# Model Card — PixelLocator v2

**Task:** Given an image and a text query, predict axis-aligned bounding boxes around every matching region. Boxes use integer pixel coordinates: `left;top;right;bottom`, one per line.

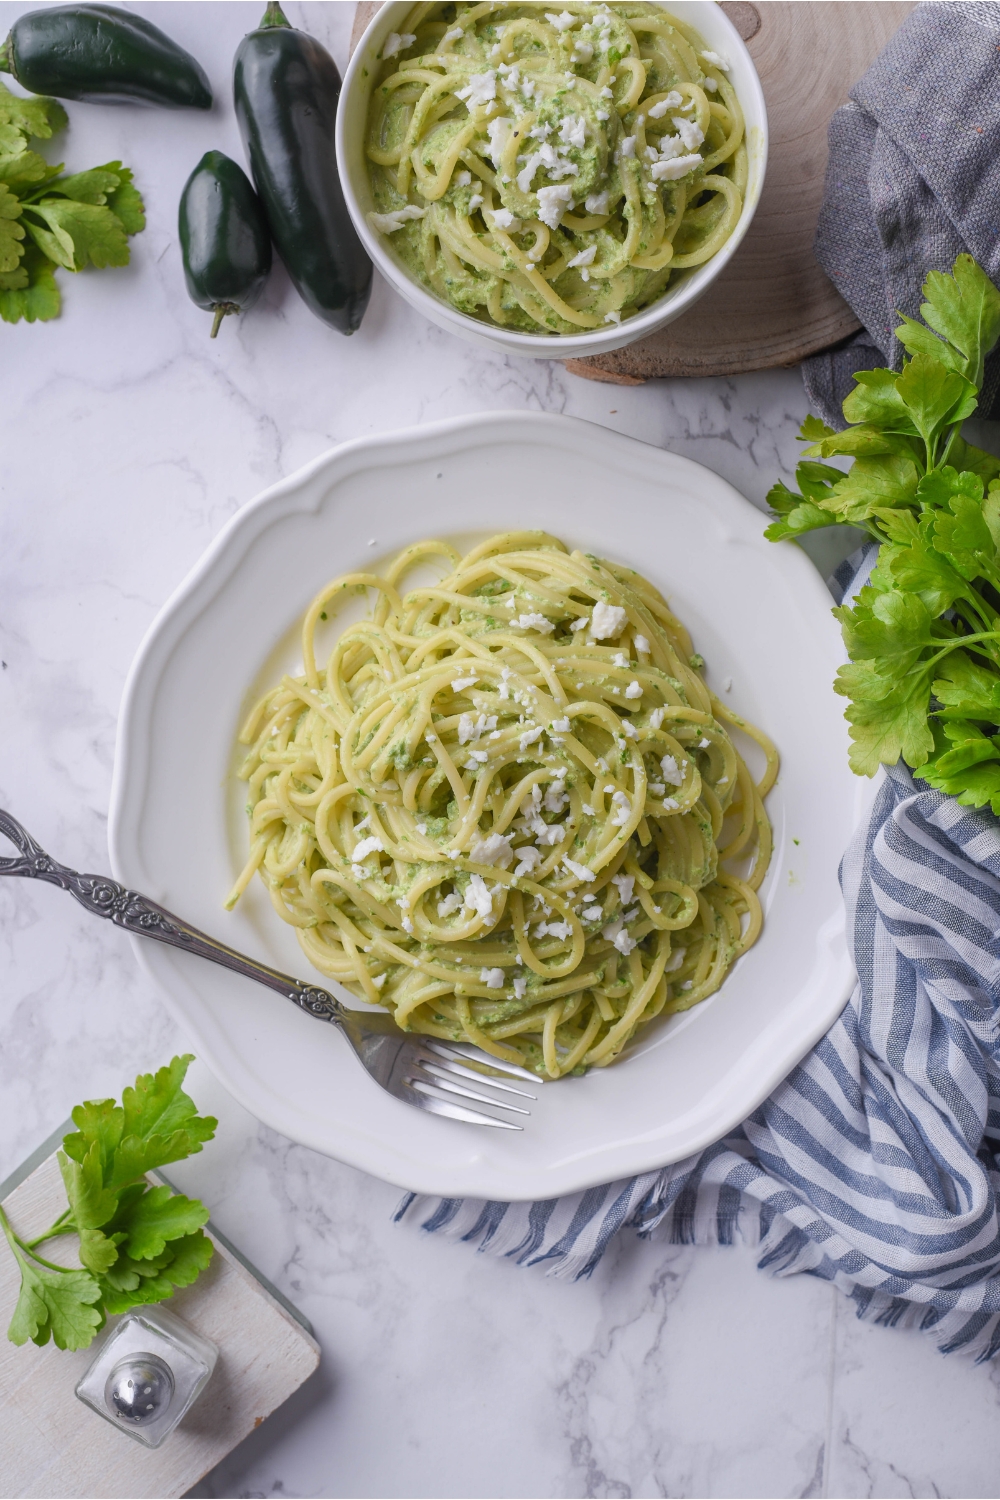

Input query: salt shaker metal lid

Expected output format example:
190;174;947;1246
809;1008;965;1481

76;1304;218;1449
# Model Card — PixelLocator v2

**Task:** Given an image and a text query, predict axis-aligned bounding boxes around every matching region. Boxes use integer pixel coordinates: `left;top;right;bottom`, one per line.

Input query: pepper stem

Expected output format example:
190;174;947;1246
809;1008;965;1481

211;303;240;337
260;2;291;28
0;39;10;74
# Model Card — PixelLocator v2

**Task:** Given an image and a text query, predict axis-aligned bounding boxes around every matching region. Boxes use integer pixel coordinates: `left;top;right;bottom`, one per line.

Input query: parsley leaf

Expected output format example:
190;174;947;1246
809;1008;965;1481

0;181;24;274
0;1056;217;1351
766;254;1000;801
0;241;59;323
0;82;143;324
0;85;67;140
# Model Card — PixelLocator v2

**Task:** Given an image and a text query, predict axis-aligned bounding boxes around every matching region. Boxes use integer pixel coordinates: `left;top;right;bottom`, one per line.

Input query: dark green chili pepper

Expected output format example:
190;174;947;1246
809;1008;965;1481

0;4;212;108
179;151;272;338
233;1;371;335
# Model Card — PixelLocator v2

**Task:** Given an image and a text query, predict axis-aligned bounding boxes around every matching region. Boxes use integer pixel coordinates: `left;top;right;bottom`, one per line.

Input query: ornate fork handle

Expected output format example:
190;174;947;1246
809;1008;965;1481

0;808;344;1026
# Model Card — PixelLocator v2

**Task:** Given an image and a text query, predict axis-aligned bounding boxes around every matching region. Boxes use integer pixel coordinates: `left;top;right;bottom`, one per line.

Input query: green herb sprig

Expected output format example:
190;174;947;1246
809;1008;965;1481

0;80;144;325
0;1056;217;1351
766;254;1000;814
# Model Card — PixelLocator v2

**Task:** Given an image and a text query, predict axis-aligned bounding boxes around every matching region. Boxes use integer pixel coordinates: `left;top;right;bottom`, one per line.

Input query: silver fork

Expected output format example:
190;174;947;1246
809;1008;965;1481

0;810;535;1130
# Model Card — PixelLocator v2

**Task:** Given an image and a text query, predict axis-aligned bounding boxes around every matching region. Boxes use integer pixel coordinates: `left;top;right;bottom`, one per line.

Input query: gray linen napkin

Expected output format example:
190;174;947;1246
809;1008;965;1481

803;1;1000;428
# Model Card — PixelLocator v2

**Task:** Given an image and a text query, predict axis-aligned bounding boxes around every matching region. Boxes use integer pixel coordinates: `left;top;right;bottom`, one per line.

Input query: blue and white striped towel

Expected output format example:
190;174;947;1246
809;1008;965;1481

397;549;1000;1361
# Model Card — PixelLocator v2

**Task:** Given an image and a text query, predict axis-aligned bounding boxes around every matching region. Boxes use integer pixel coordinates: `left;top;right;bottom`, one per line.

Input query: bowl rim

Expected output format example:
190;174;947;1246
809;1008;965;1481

335;1;769;359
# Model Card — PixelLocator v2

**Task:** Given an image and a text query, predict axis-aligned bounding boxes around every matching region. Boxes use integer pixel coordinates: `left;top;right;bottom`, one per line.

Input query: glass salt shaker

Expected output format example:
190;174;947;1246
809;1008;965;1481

75;1303;218;1448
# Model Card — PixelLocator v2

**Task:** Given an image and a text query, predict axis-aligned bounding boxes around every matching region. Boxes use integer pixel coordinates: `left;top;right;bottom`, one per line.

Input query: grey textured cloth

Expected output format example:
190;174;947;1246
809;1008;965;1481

804;2;1000;430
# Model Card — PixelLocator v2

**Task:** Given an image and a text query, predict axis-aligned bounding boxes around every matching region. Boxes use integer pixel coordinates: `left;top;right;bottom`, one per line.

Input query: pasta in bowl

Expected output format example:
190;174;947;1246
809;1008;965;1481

337;1;767;356
227;533;776;1080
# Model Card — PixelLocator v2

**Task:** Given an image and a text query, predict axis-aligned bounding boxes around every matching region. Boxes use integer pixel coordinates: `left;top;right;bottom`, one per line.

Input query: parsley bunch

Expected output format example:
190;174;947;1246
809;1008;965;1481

765;254;1000;814
0;1056;217;1351
0;79;144;325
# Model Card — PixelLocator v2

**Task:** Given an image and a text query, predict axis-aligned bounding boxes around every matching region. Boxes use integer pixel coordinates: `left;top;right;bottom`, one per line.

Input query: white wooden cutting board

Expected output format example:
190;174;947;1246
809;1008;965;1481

0;1149;320;1500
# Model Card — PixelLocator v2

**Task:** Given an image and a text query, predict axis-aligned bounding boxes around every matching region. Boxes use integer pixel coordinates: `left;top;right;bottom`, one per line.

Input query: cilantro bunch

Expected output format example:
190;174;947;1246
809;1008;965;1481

766;254;1000;814
0;1056;217;1351
0;79;144;325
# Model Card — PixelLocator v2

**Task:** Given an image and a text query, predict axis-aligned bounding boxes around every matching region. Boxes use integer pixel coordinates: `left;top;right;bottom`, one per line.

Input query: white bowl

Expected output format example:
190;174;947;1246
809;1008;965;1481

336;3;768;359
109;412;862;1200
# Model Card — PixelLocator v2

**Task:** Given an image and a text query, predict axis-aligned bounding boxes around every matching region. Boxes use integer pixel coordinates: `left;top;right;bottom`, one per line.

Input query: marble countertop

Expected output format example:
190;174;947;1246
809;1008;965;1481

3;4;1000;1495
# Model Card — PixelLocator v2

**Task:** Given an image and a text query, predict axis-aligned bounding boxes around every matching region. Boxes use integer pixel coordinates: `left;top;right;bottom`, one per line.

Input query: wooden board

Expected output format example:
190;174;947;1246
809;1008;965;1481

0;1150;320;1500
350;2;913;383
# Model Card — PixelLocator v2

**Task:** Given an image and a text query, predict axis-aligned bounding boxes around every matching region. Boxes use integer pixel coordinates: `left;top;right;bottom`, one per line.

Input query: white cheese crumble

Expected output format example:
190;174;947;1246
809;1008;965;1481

463;752;488;769
672;116;705;151
568;244;597;269
572;39;594;62
537;918;573;941
621;721;638;739
648;707;665;729
513;845;542;877
469;832;514;868
612;872;635;904
583;904;603;920
454;169;472;186
513;974;528;999
590;601;628;639
536;183;574;228
610;790;632;828
620;136;636;158
703;76;718;91
559;114;587;148
563;857;597;883
585;190;610;214
437;891;463;917
701;49;730;71
456;71;497;107
647;93;680;118
551;716;571;732
381;31;416;59
604;310;622;324
660;754;684;786
352;836;383;861
651;154;702;181
443;25;463;41
368;206;426;234
625;680;642;699
468;192;483;211
513;612;555;633
634;635;651;654
451;674;479;691
545;10;577;29
518;726;545;752
602;918;636;955
481;966;505;988
486;115;515;166
464;873;494;918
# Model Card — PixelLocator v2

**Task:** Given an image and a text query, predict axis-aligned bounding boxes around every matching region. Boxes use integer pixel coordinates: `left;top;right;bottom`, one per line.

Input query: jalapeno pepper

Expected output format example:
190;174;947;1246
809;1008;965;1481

0;4;212;109
233;2;371;335
179;152;272;338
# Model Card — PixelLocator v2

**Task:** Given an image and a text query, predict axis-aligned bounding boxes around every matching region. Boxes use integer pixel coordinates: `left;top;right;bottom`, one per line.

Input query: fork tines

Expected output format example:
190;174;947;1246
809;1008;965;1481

404;1040;537;1130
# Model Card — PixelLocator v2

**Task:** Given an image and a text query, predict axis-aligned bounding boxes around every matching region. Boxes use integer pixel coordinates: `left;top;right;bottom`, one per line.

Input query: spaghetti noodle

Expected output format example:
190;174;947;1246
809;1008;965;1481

364;3;747;334
227;534;776;1079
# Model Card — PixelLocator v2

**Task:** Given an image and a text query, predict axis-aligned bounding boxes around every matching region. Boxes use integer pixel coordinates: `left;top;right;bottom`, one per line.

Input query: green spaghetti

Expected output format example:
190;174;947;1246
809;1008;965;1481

227;534;776;1079
364;2;747;334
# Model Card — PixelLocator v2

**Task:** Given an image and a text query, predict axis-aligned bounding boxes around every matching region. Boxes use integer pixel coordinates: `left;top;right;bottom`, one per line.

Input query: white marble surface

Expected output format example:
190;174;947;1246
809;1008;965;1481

3;4;1000;1496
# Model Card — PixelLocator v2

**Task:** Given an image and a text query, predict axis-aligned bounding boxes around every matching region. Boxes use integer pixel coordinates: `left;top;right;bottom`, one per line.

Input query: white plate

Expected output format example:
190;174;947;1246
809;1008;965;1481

109;413;861;1201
